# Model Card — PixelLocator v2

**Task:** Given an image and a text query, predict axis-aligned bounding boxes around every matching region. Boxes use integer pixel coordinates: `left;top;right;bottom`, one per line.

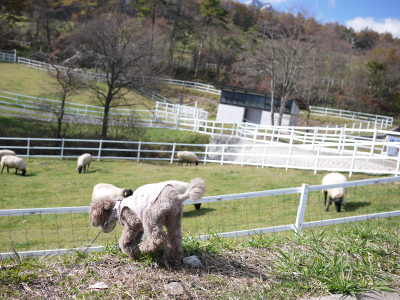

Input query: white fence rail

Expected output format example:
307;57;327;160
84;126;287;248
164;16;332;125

1;175;399;258
13;57;397;129
1;135;400;176
0;90;208;125
309;106;393;128
0;50;16;63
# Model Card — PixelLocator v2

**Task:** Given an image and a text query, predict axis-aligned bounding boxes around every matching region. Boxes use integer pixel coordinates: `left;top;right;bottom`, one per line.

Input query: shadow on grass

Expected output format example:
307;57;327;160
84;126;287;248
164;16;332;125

343;201;371;212
183;207;216;218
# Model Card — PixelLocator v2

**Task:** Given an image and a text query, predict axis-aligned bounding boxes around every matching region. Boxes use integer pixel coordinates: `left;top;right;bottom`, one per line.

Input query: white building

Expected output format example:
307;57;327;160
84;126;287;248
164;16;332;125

216;87;301;126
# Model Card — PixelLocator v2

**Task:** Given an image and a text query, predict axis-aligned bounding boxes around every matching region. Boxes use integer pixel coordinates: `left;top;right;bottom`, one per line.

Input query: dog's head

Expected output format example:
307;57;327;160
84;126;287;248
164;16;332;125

89;198;117;233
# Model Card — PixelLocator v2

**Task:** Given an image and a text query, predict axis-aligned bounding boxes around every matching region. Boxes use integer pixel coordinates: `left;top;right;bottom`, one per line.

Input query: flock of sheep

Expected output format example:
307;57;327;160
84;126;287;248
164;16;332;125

1;148;348;213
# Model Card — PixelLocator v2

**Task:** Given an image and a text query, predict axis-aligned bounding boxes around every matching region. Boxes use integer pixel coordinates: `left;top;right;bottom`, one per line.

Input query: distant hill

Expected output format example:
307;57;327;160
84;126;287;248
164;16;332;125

243;0;273;11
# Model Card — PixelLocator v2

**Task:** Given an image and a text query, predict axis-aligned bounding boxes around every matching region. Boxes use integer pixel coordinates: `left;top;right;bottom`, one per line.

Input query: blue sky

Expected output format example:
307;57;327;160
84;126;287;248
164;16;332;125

238;0;400;38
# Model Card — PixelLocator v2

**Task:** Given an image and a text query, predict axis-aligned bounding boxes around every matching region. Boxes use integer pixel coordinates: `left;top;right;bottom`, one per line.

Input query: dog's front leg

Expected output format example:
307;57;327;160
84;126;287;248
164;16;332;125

118;209;144;259
119;228;143;259
139;209;167;253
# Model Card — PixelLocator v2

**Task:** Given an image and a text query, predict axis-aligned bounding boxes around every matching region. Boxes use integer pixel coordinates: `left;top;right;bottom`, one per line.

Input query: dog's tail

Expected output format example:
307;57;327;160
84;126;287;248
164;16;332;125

177;177;206;204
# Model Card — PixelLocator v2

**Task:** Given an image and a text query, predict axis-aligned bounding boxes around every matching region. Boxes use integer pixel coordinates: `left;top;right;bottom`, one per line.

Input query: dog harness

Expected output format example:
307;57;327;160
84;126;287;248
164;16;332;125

113;182;172;226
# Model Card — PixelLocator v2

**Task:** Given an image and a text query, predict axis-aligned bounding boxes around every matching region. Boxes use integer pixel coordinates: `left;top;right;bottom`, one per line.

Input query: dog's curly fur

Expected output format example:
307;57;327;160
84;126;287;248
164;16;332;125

89;177;206;265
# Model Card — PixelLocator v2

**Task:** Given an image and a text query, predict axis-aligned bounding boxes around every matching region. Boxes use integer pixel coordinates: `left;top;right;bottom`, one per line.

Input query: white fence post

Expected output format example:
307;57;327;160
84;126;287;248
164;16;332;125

286;127;295;171
98;140;102;161
204;144;208;164
314;145;321;174
220;145;225;165
27;137;30;158
137;141;141;162
349;144;358;178
60;139;65;159
370;127;378;156
294;184;309;235
170;143;176;164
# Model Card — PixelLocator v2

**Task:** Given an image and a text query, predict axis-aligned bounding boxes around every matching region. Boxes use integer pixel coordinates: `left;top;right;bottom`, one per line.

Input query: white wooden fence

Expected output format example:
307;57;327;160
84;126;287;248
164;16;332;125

0;50;16;63
1;133;400;176
309;106;393;128
1;175;399;258
12;57;397;129
0;90;208;125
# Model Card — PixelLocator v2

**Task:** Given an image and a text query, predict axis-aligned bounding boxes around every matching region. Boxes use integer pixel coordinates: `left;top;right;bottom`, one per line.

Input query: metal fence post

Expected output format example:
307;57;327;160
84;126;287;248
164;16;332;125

294;184;309;235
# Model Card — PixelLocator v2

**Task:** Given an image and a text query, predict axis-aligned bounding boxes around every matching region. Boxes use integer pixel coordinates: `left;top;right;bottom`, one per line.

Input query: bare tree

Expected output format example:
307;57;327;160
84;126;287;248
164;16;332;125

70;15;154;138
253;6;317;125
47;59;83;138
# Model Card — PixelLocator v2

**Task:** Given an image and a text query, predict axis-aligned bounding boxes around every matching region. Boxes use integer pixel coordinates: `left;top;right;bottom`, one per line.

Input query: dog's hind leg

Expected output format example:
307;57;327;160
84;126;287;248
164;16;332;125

163;210;183;265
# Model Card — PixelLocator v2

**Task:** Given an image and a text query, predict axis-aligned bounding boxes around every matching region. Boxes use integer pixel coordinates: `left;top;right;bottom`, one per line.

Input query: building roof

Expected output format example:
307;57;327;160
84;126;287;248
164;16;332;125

217;86;309;111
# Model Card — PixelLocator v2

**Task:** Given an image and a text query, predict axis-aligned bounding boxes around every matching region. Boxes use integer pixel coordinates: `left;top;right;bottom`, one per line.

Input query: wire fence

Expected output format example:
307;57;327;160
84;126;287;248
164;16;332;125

1;176;399;258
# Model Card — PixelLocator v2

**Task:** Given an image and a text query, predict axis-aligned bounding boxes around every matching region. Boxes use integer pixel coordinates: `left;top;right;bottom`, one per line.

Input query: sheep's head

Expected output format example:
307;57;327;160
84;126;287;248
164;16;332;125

21;169;26;176
76;165;83;173
123;189;133;198
333;197;344;212
89;198;117;233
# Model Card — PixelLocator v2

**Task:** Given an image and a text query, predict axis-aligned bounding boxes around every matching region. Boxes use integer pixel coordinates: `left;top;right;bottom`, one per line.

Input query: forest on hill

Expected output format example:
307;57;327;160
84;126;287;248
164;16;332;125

1;1;400;131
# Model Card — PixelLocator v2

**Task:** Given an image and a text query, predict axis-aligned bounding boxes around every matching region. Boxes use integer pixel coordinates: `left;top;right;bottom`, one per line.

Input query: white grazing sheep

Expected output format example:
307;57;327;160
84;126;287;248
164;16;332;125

76;153;92;173
322;172;348;212
1;155;26;176
177;151;199;166
0;150;16;160
92;183;133;202
161;180;202;210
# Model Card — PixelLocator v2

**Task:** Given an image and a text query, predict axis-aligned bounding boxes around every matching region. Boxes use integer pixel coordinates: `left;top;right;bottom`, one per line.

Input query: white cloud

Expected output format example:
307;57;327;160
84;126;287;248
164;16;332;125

346;17;400;38
328;0;336;8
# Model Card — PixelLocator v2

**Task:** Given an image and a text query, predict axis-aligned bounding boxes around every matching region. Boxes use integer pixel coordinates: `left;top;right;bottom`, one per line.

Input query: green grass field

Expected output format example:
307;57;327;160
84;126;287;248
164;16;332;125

1;156;397;253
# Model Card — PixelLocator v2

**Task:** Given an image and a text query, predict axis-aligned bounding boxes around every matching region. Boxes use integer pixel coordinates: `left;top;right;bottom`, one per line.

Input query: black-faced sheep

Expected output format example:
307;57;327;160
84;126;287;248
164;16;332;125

76;153;92;173
92;183;133;202
177;151;199;166
161;180;202;210
1;155;26;176
0;150;16;160
322;172;348;212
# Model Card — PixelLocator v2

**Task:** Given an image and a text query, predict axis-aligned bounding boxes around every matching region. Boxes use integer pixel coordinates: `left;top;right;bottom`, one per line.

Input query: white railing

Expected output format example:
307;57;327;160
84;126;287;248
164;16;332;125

0;50;16;63
1;136;400;176
0;90;208;124
309;106;393;128
1;175;399;258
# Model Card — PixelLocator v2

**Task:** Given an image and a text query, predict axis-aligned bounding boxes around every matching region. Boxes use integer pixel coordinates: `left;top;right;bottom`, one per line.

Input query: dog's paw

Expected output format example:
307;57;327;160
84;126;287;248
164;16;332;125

139;241;154;253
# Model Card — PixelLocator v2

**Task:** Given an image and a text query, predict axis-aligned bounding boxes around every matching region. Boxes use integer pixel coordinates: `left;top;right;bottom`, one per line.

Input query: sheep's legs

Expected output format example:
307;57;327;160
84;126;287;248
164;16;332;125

324;191;328;206
325;197;333;212
0;166;4;174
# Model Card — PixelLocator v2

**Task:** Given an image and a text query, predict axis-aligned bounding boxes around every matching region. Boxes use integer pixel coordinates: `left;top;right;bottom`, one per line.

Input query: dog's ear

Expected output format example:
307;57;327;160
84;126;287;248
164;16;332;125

89;198;115;227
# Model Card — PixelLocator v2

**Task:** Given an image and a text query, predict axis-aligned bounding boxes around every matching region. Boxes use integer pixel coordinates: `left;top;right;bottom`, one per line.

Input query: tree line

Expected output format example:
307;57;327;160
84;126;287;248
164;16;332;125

1;0;400;137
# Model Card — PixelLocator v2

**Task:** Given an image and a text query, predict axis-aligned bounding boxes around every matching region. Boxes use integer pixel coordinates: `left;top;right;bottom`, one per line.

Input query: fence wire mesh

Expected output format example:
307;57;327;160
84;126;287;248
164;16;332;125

1;178;399;255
